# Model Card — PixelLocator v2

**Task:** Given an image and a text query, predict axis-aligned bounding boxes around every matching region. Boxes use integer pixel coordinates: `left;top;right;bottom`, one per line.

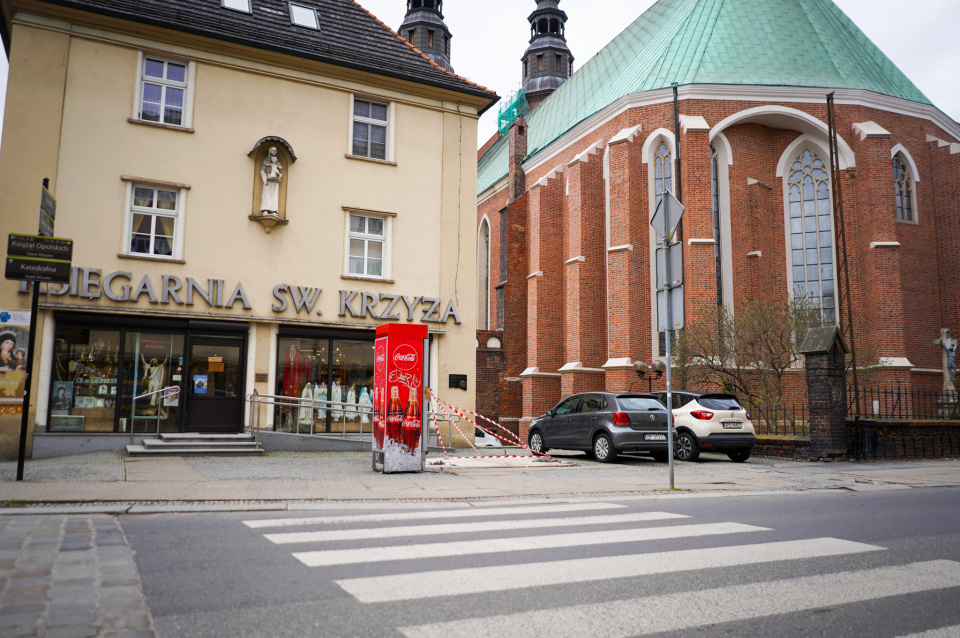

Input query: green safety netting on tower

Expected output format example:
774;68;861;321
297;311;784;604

497;90;530;135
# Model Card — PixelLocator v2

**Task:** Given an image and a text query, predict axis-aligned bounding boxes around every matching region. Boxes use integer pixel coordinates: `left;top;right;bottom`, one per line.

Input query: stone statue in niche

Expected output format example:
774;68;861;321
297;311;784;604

260;146;283;215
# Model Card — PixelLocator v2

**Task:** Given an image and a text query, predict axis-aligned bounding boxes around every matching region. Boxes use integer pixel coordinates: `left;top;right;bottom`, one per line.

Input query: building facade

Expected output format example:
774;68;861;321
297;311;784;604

0;0;496;458
476;0;960;440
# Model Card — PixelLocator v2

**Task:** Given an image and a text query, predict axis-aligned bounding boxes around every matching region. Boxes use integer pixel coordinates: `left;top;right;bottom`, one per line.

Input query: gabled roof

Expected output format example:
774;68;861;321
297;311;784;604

479;0;936;195
3;0;497;107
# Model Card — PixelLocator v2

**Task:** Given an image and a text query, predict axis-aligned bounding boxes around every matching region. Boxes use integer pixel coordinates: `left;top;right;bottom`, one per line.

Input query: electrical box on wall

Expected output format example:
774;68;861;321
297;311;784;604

449;374;467;390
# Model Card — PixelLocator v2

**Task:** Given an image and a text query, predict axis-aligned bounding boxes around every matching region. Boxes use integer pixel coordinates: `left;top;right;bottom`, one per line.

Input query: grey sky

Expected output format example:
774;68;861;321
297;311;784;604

1;0;958;150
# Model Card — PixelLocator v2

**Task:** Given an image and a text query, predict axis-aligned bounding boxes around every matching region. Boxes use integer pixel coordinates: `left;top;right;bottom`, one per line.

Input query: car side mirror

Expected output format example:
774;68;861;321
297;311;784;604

546;409;555;417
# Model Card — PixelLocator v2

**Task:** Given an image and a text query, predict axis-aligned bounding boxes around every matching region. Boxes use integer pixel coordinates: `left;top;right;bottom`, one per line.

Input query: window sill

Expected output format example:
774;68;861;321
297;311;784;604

345;154;397;166
118;253;186;264
895;218;919;226
341;274;395;284
127;118;194;134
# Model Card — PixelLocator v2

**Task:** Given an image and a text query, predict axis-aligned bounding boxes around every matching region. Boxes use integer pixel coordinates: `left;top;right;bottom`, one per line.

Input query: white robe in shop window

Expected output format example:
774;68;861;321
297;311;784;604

358;387;372;425
298;384;314;426
331;382;343;421
346;386;357;422
314;383;327;420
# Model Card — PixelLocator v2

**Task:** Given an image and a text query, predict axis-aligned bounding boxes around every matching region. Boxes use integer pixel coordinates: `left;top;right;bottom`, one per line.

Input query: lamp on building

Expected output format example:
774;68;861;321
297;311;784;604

633;359;664;393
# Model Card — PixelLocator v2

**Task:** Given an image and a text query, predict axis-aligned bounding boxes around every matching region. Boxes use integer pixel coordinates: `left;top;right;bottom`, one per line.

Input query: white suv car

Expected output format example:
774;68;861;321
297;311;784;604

651;392;756;463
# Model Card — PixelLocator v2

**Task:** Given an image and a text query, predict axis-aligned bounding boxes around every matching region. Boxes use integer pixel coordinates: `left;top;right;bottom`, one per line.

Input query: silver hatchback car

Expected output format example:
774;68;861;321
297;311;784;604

527;392;674;463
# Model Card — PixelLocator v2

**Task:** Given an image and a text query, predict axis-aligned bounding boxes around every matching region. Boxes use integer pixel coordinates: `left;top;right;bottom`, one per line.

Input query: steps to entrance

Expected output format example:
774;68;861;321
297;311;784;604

126;432;263;456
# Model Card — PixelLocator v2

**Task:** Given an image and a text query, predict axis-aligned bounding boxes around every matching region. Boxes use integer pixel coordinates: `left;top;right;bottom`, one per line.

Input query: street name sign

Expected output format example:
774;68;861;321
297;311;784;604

5;256;72;283
39;186;56;238
7;234;73;261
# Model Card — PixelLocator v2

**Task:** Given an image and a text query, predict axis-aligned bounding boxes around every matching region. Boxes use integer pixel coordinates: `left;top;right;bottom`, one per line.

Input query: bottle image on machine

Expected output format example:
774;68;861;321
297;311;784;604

386;385;404;443
401;387;421;453
373;387;384;448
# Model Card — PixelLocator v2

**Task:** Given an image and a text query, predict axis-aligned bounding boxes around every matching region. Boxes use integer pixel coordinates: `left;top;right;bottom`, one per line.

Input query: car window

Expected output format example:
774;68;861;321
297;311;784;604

617;397;664;411
673;394;691;410
554;395;581;416
579;394;604;413
698;396;744;410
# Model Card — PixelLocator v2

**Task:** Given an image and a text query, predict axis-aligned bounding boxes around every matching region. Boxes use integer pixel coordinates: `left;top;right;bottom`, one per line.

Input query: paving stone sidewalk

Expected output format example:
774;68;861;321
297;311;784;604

0;515;156;637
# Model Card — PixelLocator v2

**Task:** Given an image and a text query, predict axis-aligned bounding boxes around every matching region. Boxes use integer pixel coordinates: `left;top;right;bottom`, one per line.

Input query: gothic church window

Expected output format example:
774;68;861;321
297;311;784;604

711;146;723;309
893;155;914;222
788;148;836;322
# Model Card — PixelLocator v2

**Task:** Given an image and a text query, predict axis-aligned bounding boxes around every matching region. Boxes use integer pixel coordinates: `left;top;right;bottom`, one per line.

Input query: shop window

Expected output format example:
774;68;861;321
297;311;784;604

275;336;374;434
138;56;188;127
120;332;185;434
49;328;122;433
351;97;391;161
347;213;388;278
124;184;185;260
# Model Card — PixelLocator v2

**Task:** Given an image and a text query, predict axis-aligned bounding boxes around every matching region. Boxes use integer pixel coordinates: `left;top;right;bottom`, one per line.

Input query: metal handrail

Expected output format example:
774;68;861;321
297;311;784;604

242;391;460;443
129;386;181;444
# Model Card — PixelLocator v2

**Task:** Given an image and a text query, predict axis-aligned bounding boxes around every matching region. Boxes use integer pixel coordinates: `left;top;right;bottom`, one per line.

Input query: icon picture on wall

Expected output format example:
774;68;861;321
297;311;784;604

194;375;208;394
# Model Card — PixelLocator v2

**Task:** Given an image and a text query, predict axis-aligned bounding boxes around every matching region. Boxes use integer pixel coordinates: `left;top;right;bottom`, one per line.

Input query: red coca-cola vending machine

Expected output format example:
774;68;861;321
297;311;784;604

373;323;429;473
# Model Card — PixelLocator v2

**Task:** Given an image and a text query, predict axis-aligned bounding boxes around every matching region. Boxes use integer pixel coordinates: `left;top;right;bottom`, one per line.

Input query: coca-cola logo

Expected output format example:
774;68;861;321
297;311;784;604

375;343;386;372
393;344;418;371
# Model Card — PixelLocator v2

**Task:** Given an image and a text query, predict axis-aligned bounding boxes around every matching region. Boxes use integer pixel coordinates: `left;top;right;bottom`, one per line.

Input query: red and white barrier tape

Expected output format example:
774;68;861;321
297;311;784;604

428;395;449;459
430;392;480;454
429;391;553;460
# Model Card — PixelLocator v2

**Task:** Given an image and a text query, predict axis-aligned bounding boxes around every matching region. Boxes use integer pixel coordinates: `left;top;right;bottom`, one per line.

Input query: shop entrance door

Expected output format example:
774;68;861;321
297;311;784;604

184;337;245;433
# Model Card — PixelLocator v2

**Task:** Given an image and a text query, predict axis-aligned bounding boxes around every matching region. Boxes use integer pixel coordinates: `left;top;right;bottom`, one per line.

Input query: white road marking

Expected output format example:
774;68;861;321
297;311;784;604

264;511;688;545
336;537;884;603
244;502;624;529
399;560;960;638
897;626;960;638
293;522;769;567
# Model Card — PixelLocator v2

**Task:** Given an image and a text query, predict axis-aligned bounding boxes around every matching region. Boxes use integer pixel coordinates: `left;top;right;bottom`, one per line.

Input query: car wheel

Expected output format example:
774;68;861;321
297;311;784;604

528;430;548;454
727;449;751;463
593;432;618;463
674;431;700;462
651;451;669;463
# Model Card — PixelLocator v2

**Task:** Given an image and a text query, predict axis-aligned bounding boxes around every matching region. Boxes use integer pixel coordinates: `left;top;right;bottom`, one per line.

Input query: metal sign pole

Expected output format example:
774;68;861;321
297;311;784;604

15;178;51;481
663;191;675;490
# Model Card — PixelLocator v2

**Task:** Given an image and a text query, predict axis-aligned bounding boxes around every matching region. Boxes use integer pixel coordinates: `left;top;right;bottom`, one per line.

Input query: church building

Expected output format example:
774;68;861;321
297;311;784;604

476;0;960;439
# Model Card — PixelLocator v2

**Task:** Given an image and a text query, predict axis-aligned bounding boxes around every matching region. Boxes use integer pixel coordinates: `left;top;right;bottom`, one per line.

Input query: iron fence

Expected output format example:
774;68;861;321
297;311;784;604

750;402;809;437
848;386;959;421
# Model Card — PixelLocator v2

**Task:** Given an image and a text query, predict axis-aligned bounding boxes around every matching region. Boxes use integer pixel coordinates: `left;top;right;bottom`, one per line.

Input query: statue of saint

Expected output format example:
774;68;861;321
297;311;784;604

141;355;169;406
941;329;958;382
260;146;283;215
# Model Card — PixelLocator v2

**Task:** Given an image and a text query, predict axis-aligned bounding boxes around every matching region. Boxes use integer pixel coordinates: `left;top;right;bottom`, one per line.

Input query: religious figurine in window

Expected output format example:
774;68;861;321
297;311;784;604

141;355;169;407
260;146;283;215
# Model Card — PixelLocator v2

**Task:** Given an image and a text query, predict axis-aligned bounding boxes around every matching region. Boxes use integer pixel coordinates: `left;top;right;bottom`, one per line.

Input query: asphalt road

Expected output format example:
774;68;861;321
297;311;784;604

121;488;960;638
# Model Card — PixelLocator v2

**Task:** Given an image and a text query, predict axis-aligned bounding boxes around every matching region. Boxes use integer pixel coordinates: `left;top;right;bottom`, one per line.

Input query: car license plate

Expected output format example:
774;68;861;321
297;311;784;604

644;434;667;441
722;421;742;429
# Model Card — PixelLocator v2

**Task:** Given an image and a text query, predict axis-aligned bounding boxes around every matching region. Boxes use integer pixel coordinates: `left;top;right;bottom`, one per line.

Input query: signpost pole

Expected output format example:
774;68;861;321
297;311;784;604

15;179;50;481
663;190;675;490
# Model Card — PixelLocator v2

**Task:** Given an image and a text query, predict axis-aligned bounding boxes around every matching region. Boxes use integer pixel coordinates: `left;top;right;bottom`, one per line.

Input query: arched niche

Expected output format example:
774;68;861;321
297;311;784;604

248;136;296;233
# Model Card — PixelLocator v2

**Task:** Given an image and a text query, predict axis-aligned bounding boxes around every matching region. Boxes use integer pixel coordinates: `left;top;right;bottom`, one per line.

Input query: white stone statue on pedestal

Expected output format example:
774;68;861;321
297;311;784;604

260;146;283;215
936;328;958;396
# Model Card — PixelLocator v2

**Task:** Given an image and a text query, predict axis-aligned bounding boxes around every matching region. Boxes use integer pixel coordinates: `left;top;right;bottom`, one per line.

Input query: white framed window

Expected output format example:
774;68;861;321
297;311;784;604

290;3;319;29
121;180;188;261
222;0;251;13
346;213;388;278
351;97;392;161
138;56;188;127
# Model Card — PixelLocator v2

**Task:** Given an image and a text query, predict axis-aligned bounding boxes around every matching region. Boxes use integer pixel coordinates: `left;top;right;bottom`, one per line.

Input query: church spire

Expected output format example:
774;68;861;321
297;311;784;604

522;0;574;110
399;0;453;72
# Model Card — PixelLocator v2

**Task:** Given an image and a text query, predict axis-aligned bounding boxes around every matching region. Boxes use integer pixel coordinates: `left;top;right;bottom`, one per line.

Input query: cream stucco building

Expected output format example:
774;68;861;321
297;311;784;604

0;0;497;457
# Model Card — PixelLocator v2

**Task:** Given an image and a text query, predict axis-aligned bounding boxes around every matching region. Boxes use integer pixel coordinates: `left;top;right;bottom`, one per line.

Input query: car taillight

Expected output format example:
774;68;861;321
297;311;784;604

746;412;752;420
613;412;631;425
691;410;714;420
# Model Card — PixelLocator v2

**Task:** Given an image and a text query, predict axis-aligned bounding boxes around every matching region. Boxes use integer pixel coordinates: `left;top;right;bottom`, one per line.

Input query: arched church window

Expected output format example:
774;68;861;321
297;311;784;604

788;148;836;322
478;219;491;330
654;143;672;209
893;155;913;222
710;146;723;309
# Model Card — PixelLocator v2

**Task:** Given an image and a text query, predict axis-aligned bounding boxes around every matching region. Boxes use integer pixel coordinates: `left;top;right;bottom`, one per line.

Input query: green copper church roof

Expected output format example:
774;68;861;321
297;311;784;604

479;0;932;195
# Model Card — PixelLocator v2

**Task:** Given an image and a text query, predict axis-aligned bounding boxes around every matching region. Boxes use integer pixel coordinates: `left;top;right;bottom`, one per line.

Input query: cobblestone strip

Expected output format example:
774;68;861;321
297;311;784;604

0;515;157;637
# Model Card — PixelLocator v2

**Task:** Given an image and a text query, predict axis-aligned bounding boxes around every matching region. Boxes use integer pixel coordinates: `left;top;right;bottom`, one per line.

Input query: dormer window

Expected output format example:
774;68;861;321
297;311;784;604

221;0;251;13
428;29;435;48
290;3;319;29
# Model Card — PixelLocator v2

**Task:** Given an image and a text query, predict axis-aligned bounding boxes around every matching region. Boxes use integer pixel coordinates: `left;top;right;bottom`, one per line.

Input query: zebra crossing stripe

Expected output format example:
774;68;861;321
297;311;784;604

263;511;688;545
293;522;770;567
397;560;960;638
335;537;884;603
897;625;960;638
243;502;625;529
